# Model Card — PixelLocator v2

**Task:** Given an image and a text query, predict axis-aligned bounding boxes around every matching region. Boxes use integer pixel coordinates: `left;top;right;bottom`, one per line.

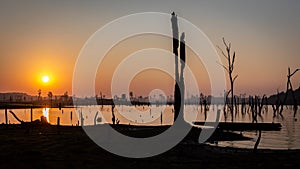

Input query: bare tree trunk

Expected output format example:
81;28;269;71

94;111;99;126
5;108;8;125
253;130;262;153
217;38;238;122
171;12;180;123
171;12;186;123
30;107;33;122
223;91;230;122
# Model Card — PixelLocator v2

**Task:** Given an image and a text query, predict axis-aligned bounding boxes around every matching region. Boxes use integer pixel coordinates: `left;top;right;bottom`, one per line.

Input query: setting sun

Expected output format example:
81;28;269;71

42;75;50;83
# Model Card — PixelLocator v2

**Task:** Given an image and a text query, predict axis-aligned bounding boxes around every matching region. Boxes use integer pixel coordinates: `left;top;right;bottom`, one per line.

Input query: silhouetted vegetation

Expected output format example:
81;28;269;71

38;89;41;100
48;91;53;106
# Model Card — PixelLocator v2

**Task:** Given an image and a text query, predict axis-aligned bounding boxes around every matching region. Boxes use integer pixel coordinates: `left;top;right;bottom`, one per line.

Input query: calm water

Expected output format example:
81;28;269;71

0;105;299;150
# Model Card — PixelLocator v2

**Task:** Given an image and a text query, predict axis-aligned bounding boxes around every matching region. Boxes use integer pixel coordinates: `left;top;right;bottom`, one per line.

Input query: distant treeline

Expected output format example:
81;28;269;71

0;87;299;109
268;87;300;105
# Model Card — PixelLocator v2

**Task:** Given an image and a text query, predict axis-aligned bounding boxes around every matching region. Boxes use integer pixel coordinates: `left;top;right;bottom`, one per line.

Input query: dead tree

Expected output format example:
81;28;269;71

112;104;116;125
272;90;284;118
253;130;262;153
80;111;84;126
203;97;208;120
223;91;230;122
271;104;277;118
249;96;258;123
280;67;299;116
258;95;266;116
171;12;180;123
234;95;239;117
240;94;246;115
264;97;269;113
94;111;99;126
218;38;238;122
171;12;186;123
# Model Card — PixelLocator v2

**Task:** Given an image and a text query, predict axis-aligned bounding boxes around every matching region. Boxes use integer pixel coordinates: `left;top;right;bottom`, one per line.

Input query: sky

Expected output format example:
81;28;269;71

0;0;300;97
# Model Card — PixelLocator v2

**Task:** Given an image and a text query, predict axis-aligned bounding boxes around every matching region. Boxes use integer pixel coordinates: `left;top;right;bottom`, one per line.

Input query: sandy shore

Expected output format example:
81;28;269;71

0;125;299;169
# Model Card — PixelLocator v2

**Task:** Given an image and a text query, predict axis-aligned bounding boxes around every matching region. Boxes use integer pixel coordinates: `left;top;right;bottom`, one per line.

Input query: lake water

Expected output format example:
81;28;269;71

0;105;299;150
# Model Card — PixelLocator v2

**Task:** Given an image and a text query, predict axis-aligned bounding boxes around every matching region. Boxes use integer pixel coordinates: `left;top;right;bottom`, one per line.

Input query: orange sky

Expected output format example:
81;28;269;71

95;34;211;98
0;1;300;97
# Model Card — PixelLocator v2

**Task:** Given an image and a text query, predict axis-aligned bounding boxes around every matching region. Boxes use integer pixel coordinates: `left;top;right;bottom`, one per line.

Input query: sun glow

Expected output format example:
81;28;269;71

42;75;50;83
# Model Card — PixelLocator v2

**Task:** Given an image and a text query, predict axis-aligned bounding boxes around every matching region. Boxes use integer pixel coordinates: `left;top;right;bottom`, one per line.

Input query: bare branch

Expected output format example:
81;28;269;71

217;61;229;73
290;68;300;77
216;45;228;59
227;89;232;96
222;37;229;50
232;52;236;65
222;37;226;46
233;75;238;83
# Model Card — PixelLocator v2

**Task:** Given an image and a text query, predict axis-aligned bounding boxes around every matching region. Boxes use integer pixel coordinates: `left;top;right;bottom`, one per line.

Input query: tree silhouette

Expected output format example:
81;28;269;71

48;91;53;107
171;12;186;123
38;89;42;101
129;91;134;105
179;32;186;111
63;91;69;104
217;38;238;122
129;91;133;100
112;104;116;125
171;12;180;122
280;67;299;116
100;92;104;109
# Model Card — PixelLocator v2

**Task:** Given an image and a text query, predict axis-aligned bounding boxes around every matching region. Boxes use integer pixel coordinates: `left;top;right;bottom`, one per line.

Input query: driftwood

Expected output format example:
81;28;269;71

193;121;281;131
9;110;24;123
7;110;49;135
253;130;262;153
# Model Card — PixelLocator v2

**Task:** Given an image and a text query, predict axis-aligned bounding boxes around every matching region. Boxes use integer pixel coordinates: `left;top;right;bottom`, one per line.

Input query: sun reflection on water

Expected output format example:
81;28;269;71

42;108;50;122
